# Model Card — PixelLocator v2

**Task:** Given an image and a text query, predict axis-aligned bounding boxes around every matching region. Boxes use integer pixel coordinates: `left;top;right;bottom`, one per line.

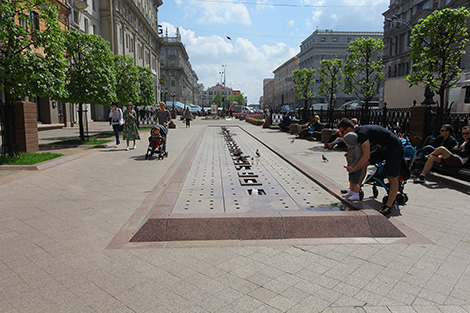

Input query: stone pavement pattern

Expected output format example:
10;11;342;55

0;118;469;312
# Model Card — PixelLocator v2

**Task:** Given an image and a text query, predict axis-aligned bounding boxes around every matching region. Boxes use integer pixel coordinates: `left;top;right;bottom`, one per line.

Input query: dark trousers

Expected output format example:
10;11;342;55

112;124;120;144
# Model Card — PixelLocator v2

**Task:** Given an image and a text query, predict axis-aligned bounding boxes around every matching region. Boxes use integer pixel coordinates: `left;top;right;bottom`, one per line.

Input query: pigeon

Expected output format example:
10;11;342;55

255;149;260;158
322;154;329;162
291;138;295;143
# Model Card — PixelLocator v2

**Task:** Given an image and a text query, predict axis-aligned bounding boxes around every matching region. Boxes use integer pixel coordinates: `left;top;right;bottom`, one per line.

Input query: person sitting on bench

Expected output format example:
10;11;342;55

297;115;320;139
414;126;470;184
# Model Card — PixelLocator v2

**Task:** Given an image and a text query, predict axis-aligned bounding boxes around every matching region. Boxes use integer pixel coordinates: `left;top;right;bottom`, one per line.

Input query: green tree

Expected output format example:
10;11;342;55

213;91;221;106
135;66;156;107
62;30;116;141
227;93;245;106
292;68;316;122
114;55;139;106
318;58;343;127
0;0;67;156
406;7;470;130
344;37;384;125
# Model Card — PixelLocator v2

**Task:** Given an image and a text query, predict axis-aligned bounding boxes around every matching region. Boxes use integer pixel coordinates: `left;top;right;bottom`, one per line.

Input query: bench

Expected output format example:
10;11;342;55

432;164;470;182
305;123;326;141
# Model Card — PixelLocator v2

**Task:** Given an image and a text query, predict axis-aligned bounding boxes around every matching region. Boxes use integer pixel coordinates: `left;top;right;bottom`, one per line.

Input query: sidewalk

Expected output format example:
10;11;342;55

0;118;469;312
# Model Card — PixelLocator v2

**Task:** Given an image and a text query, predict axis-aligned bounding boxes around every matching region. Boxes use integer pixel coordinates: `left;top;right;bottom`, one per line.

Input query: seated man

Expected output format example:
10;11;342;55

416;124;458;159
414;126;470;183
278;113;291;131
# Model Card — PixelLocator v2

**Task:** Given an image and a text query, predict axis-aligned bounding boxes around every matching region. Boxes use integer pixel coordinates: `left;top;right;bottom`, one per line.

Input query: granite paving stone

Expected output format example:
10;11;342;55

1;120;469;312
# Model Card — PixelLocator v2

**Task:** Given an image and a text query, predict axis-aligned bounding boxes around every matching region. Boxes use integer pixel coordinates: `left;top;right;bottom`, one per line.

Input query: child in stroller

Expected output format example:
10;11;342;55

362;139;416;205
145;124;168;160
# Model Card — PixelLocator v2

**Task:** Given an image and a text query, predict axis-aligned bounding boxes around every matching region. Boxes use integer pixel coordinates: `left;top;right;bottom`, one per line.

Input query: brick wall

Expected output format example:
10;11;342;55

15;101;39;153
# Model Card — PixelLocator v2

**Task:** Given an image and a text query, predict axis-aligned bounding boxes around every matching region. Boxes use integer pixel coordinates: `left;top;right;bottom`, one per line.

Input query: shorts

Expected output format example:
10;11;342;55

348;169;362;184
369;146;404;178
441;154;463;167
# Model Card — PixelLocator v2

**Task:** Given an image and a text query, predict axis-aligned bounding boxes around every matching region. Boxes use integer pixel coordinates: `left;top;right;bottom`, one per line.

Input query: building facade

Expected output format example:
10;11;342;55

160;29;199;107
382;0;470;108
201;84;233;110
297;29;383;108
263;79;275;110
272;56;299;112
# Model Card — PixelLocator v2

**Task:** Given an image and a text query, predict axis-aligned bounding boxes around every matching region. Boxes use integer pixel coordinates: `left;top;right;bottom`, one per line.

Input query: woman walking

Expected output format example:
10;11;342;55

123;102;140;150
155;102;172;151
183;106;193;127
109;102;123;146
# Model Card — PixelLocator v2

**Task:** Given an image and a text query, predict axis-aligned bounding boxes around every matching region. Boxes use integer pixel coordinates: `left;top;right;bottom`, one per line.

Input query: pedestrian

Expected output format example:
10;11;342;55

414;126;470;183
108;102;123;146
183;106;193;127
123;102;140;151
341;132;362;201
155;102;172;128
337;118;404;215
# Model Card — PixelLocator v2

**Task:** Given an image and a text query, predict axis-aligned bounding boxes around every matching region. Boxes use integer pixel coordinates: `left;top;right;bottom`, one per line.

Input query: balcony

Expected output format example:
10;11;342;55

73;0;88;10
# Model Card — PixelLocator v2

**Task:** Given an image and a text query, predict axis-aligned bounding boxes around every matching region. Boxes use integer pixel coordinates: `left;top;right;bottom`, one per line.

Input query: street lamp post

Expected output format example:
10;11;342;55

222;65;227;87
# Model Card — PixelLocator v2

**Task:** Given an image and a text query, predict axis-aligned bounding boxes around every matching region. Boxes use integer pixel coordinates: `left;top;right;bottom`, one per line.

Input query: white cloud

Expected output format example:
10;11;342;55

162;22;298;103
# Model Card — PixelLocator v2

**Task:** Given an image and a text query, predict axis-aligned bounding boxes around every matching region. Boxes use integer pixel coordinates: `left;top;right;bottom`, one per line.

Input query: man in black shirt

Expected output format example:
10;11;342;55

337;118;404;216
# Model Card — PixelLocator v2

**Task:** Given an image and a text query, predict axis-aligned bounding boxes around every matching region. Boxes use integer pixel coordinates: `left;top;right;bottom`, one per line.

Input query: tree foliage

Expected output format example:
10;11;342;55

212;91;221;106
406;8;470;109
318;58;343;127
292;68;316;122
344;37;384;101
135;66;156;107
0;0;67;156
62;30;116;140
227;93;245;106
344;37;384;124
114;55;139;106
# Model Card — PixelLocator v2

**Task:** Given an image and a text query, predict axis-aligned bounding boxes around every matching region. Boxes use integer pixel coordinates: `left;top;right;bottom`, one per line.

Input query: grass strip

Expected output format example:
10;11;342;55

0;152;63;165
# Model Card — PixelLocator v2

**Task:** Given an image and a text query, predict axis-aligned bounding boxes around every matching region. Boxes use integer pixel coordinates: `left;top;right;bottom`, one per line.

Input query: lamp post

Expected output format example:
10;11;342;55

164;88;168;103
222;65;227;87
170;92;176;119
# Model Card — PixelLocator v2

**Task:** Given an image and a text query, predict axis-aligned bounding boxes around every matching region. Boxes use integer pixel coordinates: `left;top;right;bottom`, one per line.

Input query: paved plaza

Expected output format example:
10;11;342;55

1;117;470;312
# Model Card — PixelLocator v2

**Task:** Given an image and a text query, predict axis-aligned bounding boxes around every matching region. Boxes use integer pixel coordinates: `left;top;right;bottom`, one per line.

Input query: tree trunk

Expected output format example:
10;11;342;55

1;93;17;157
78;103;85;141
302;99;309;123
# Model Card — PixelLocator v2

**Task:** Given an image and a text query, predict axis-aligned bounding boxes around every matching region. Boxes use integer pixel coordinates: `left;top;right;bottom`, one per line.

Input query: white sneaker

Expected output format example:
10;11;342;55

126;146;130;151
347;192;361;201
342;190;354;198
133;145;136;149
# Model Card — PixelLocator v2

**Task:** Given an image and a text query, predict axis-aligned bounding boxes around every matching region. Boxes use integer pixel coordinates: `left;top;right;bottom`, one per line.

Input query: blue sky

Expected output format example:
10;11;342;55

159;0;389;104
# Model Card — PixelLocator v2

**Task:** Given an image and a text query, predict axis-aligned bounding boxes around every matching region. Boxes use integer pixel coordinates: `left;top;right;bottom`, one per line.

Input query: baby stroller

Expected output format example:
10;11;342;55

145;124;168;160
362;139;416;205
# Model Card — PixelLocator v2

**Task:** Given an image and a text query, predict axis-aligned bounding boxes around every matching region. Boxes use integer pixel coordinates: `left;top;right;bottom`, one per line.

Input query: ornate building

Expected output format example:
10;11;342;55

160;29;199;107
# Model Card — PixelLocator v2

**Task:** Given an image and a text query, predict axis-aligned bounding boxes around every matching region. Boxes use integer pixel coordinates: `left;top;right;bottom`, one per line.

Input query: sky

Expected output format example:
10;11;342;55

158;0;390;104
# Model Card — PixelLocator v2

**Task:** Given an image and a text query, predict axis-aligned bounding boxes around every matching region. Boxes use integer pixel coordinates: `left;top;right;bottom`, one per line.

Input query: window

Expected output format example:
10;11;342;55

333;37;338;42
84;18;89;34
171;80;176;87
160;49;164;55
169;60;175;67
30;11;39;36
19;14;28;31
321;37;326;42
73;10;79;24
92;25;97;34
170;49;175;55
92;0;96;11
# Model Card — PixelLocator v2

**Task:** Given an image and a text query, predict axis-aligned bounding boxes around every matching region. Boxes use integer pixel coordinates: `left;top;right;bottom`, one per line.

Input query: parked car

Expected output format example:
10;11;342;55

309;103;329;112
339;100;380;110
188;104;202;115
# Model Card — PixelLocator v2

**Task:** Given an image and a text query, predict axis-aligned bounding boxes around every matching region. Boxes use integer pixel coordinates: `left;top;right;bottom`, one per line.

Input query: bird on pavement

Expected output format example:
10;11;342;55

322;154;329;162
255;149;260;158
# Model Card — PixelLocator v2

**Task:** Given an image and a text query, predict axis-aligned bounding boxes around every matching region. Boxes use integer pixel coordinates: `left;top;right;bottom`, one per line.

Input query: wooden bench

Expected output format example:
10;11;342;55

432;164;470;182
